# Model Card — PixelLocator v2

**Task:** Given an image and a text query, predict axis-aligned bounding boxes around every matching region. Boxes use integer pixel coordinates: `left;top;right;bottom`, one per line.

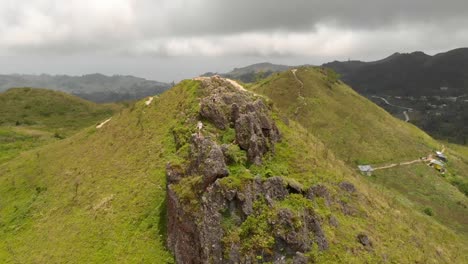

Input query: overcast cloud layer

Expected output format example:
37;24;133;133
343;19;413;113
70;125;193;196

0;0;467;81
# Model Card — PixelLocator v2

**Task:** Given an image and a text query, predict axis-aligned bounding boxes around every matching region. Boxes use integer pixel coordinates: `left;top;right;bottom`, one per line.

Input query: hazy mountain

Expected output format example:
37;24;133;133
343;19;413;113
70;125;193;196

323;48;468;96
202;62;292;83
324;48;468;144
0;73;172;103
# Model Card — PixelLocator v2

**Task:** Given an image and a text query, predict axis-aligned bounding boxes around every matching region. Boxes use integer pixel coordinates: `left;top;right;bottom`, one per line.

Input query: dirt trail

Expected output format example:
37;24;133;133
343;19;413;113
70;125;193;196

145;96;154;106
225;78;247;92
373;159;422;171
291;69;306;117
96;118;112;129
291;69;304;94
194;76;252;94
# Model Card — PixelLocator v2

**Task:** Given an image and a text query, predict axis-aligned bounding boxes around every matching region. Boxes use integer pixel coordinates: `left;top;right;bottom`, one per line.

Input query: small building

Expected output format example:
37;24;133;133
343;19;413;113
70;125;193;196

428;159;445;172
435;151;448;162
358;165;374;176
440;86;449;91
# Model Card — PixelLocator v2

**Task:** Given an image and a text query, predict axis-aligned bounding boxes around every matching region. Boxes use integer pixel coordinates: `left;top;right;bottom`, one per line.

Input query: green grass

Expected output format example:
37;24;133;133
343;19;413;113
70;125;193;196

248;67;468;260
0;127;54;163
0;76;467;263
0;88;120;163
0;81;200;263
252;67;439;165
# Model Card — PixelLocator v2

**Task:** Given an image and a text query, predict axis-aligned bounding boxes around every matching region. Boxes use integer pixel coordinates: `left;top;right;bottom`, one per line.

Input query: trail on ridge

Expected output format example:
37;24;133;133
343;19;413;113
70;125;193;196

291;69;306;118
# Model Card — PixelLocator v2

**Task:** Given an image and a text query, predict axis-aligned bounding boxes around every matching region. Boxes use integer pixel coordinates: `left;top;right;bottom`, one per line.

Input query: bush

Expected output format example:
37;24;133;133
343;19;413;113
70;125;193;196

225;144;247;165
54;132;64;139
423;207;434;216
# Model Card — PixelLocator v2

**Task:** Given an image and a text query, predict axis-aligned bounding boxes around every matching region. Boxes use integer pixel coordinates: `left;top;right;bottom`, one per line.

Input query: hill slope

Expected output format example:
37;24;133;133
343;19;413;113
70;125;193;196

0;74;171;103
0;88;119;163
251;67;468;236
323;48;468;144
0;75;466;263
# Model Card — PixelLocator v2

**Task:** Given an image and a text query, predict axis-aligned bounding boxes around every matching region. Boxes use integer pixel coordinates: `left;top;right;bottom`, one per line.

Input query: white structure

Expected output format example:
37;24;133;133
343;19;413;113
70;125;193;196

358;165;374;176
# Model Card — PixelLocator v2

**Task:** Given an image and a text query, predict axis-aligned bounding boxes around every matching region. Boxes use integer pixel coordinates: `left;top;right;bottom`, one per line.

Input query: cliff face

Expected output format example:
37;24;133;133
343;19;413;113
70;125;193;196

166;76;328;263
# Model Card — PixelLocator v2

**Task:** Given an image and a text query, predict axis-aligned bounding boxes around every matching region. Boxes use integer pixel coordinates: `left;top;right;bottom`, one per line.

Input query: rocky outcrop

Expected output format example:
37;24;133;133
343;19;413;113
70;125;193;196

357;233;373;249
166;77;326;263
198;76;280;165
305;184;332;207
189;134;229;188
339;181;356;193
168;175;327;264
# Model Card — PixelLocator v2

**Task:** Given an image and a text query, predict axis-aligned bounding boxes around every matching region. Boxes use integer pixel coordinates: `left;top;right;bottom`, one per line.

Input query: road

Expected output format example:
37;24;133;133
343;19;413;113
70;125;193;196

372;95;413;122
403;111;410;122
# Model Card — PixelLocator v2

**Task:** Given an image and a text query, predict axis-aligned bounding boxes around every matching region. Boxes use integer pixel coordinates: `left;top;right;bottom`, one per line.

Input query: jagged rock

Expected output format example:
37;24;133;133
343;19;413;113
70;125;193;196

198;77;280;165
166;77;330;263
166;186;202;264
168;175;329;263
263;176;289;201
305;209;329;251
329;215;339;228
274;208;312;253
199;182;227;262
339;181;356;193
305;184;331;206
189;134;229;188
287;181;304;194
235;100;280;165
339;200;356;216
166;162;185;184
200;96;230;129
272;207;328;258
357;233;373;248
292;252;309;264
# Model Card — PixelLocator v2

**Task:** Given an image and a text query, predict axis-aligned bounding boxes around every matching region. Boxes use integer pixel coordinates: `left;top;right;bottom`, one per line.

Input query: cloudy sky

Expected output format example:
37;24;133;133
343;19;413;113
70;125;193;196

0;0;467;81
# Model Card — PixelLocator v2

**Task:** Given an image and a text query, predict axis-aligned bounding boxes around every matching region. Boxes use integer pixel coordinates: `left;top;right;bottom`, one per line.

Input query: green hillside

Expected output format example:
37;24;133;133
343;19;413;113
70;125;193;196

0;88;119;163
0;77;466;263
251;67;468;235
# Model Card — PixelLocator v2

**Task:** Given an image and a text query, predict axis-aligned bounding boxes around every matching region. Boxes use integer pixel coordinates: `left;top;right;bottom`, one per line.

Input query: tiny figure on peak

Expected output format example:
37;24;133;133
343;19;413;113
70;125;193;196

197;121;203;137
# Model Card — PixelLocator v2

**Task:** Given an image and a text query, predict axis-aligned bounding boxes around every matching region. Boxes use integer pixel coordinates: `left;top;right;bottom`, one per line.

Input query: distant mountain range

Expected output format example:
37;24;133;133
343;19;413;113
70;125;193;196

323;48;468;96
323;48;468;144
0;73;172;103
202;62;292;83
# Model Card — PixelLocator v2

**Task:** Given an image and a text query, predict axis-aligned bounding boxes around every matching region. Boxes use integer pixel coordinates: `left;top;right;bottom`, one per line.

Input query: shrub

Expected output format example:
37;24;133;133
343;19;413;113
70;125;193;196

423;207;434;216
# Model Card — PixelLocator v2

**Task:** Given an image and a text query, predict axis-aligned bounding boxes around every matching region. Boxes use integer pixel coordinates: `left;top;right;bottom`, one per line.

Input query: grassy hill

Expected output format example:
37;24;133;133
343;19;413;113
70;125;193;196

323;48;468;145
0;76;466;263
251;67;468;236
0;88;120;163
0;74;171;103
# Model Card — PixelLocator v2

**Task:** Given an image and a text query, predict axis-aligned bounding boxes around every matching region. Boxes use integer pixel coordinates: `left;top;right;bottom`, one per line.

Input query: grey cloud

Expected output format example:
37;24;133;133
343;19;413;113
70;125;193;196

137;0;468;36
0;0;467;79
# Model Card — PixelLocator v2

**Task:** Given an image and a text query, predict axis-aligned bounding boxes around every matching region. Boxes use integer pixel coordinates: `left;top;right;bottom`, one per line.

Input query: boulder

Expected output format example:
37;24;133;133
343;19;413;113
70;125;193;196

189;134;229;188
339;181;356;193
357;233;373;248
